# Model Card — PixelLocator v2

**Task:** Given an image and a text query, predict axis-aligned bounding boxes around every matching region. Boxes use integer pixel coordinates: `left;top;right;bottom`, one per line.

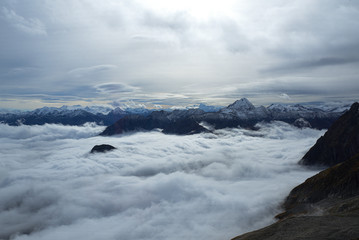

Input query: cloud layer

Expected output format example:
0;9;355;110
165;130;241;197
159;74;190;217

0;123;324;239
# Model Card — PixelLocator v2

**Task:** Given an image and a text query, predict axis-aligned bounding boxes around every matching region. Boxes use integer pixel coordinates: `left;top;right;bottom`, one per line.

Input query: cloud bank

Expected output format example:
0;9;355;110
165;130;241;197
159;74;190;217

0;122;324;240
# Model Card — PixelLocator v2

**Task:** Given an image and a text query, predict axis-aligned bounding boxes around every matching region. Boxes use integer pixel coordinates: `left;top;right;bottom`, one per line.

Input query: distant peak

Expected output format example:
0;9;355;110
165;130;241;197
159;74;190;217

227;98;255;111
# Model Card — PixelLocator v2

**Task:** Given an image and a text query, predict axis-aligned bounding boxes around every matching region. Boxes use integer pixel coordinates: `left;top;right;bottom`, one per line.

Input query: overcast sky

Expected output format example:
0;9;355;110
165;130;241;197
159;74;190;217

1;0;358;109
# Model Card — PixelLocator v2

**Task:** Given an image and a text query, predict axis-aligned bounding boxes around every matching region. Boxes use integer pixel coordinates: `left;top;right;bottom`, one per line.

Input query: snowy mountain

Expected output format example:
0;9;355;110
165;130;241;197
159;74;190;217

222;98;255;112
0;104;153;126
197;103;222;112
220;98;270;120
100;98;348;136
0;99;349;130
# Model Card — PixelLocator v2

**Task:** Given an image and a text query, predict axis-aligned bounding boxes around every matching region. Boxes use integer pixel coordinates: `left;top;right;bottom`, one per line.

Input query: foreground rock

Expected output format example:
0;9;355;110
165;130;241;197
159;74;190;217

232;102;359;240
300;102;359;167
90;144;116;153
232;209;359;240
281;153;359;218
232;155;359;240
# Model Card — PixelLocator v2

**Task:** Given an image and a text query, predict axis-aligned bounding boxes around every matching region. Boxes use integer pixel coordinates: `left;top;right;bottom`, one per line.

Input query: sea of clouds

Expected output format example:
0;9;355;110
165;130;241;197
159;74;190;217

0;122;324;240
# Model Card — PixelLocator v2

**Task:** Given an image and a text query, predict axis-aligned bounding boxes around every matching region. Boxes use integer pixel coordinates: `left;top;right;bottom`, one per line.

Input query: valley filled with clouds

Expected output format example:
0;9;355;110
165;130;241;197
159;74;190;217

0;123;323;240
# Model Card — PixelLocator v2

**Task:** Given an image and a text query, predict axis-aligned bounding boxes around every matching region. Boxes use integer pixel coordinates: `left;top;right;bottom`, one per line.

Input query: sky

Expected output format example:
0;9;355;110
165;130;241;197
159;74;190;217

0;122;323;239
1;0;359;109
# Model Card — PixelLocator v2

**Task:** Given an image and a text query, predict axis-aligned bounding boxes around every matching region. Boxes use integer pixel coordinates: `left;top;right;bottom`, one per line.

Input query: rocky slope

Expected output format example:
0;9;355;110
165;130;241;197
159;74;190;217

278;153;359;220
231;102;359;240
232;154;359;240
300;102;359;167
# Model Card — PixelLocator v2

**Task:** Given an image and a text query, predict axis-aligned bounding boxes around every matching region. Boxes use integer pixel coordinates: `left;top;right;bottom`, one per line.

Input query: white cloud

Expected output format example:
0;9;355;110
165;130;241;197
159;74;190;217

95;82;139;94
279;93;291;100
68;65;118;78
0;122;105;141
0;122;323;240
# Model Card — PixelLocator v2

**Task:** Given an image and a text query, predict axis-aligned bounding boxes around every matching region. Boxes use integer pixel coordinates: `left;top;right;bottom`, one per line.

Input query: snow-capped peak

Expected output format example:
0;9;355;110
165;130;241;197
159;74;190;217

33;106;61;115
267;103;312;113
226;98;255;111
110;107;126;115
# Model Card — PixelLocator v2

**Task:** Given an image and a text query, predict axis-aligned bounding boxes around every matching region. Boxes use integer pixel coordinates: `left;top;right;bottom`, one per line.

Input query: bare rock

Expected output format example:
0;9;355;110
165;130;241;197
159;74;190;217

90;144;116;153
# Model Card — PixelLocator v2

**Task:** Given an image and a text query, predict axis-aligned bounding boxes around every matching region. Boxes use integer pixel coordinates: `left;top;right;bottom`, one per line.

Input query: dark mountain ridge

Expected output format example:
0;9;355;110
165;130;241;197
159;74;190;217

0;99;345;130
100;98;344;136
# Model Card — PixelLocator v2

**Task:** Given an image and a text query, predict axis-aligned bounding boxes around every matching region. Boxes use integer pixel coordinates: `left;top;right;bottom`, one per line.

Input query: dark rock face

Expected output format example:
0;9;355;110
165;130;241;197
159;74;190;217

161;117;208;135
90;144;116;153
100;111;208;136
232;213;359;240
300;102;359;167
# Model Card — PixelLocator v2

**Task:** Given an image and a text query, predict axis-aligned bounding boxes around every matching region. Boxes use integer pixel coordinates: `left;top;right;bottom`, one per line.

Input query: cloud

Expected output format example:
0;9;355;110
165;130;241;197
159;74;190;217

259;1;359;73
1;7;47;35
0;122;105;141
279;93;291;100
68;65;118;78
1;0;359;108
262;57;359;74
0;122;324;240
95;82;139;94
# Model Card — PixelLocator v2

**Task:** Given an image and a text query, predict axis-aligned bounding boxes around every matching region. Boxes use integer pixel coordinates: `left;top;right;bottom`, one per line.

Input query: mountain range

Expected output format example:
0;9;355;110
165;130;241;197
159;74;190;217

0;103;221;126
0;98;348;135
100;98;346;136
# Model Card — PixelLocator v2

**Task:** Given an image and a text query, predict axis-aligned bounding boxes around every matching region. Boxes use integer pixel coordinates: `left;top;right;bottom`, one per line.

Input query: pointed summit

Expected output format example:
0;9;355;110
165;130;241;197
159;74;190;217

227;98;255;111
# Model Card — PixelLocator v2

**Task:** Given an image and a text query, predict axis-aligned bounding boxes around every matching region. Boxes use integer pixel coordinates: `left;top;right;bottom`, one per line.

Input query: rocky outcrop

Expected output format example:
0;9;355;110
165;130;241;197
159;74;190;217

90;144;116;153
300;102;359;167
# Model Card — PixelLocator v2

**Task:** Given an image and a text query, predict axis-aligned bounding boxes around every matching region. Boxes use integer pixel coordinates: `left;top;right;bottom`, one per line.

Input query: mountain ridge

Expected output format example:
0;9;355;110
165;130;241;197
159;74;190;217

100;98;345;136
0;98;347;131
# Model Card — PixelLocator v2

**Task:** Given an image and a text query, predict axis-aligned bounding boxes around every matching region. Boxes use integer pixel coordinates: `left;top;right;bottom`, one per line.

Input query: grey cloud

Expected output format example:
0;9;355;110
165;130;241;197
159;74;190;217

142;11;189;32
278;93;291;100
1;7;47;35
216;19;249;53
0;0;358;109
261;1;359;73
95;82;139;94
0;122;323;240
68;65;118;78
262;57;359;74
